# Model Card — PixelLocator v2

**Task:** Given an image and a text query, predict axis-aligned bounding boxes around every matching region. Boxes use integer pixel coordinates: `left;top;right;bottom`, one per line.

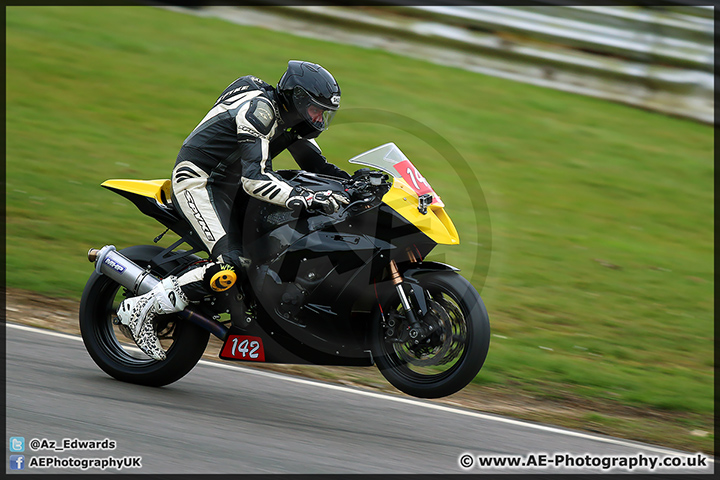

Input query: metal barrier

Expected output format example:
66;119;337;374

273;4;714;123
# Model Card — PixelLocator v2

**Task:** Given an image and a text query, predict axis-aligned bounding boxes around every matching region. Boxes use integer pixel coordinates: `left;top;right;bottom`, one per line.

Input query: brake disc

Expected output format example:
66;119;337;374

395;299;454;367
434;296;467;365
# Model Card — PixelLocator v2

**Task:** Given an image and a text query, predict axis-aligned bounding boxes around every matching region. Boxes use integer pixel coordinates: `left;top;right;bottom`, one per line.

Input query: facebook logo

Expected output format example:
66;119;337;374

10;455;25;470
9;437;25;452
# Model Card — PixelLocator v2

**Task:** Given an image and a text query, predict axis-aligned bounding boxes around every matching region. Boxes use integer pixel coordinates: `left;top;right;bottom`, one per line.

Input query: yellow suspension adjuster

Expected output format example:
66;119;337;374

209;265;237;292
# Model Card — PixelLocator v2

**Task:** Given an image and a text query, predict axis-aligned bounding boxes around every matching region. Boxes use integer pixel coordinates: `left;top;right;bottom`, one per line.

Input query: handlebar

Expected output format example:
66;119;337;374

301;169;391;219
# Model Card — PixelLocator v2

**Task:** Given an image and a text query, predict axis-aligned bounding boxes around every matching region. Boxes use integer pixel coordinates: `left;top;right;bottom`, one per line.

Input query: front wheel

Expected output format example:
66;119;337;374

372;272;490;398
79;245;209;387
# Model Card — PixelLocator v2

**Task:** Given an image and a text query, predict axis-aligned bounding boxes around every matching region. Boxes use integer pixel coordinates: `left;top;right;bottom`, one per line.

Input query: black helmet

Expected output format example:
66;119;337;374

277;60;341;138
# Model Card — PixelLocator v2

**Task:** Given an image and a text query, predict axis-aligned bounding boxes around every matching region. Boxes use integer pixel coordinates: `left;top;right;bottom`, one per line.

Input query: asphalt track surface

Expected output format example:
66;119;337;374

5;324;714;475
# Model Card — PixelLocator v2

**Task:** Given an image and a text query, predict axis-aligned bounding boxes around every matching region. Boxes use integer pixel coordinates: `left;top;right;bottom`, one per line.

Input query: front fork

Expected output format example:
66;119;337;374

388;259;433;345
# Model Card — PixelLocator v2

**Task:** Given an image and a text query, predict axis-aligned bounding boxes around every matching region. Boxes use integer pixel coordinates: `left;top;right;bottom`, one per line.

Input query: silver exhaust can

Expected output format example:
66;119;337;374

88;245;160;295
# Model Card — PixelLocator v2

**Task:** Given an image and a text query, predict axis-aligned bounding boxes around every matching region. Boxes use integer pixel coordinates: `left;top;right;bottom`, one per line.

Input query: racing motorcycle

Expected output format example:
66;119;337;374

80;143;490;399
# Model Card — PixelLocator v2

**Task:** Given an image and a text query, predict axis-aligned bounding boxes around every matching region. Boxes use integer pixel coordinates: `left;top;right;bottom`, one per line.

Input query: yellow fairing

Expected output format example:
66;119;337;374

102;177;459;244
383;178;460;245
101;179;172;204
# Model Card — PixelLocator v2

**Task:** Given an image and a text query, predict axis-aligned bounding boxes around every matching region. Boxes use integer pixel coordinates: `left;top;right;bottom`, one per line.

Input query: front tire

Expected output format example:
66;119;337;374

79;245;209;387
373;272;490;398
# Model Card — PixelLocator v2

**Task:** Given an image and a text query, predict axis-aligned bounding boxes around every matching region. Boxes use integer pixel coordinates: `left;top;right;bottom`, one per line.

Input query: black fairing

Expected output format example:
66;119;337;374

232;170;437;363
101;185;205;252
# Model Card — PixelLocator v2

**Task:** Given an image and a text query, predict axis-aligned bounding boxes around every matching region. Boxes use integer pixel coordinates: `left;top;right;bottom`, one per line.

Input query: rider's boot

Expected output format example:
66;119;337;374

116;260;246;361
116;276;189;361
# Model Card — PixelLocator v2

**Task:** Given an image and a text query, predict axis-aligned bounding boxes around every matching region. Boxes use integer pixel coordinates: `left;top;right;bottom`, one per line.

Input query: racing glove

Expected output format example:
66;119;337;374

286;187;349;215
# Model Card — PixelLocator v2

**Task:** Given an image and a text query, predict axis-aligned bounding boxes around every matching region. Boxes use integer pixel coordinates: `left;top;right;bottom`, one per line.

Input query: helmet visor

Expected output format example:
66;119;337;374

292;88;338;131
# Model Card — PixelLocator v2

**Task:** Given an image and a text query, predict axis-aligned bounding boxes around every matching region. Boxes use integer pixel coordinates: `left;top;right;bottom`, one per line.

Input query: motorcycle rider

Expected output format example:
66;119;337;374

117;61;351;361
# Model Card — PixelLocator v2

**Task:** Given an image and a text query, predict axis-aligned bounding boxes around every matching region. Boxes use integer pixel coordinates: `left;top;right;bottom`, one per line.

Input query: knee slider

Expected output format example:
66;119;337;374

203;263;237;292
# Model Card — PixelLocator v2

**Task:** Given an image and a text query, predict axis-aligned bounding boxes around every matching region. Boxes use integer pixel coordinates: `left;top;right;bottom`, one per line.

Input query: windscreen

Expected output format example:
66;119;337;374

348;143;443;206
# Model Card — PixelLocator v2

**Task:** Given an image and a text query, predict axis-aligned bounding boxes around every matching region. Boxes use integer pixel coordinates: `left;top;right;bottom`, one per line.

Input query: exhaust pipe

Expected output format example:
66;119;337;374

88;245;160;295
176;309;229;340
88;245;228;340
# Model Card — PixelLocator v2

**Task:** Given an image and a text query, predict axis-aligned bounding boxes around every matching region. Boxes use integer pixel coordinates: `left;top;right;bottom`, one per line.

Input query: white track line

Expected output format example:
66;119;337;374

7;323;713;461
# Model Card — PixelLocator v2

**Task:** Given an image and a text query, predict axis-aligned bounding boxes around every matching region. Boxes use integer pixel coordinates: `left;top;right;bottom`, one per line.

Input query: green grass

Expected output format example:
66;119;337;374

6;6;713;422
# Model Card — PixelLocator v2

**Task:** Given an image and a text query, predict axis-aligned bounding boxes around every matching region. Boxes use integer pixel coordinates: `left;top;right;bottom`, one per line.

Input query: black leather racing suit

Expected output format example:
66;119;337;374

171;75;349;265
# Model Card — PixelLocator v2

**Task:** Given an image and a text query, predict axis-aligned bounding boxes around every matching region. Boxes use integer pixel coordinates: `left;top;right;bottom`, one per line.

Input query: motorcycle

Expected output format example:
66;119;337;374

80;143;490;398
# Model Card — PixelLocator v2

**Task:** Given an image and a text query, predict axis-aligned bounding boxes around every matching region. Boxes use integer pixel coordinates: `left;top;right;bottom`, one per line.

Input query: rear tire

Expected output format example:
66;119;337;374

79;245;209;387
373;272;490;398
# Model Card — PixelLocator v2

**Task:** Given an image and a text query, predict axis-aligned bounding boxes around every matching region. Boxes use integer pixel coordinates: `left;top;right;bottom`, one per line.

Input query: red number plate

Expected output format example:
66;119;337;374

394;160;433;196
220;335;265;362
393;159;442;206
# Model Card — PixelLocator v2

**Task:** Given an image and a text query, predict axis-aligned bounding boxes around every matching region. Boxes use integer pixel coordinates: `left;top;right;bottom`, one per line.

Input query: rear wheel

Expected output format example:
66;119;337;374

373;272;490;398
79;245;209;387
